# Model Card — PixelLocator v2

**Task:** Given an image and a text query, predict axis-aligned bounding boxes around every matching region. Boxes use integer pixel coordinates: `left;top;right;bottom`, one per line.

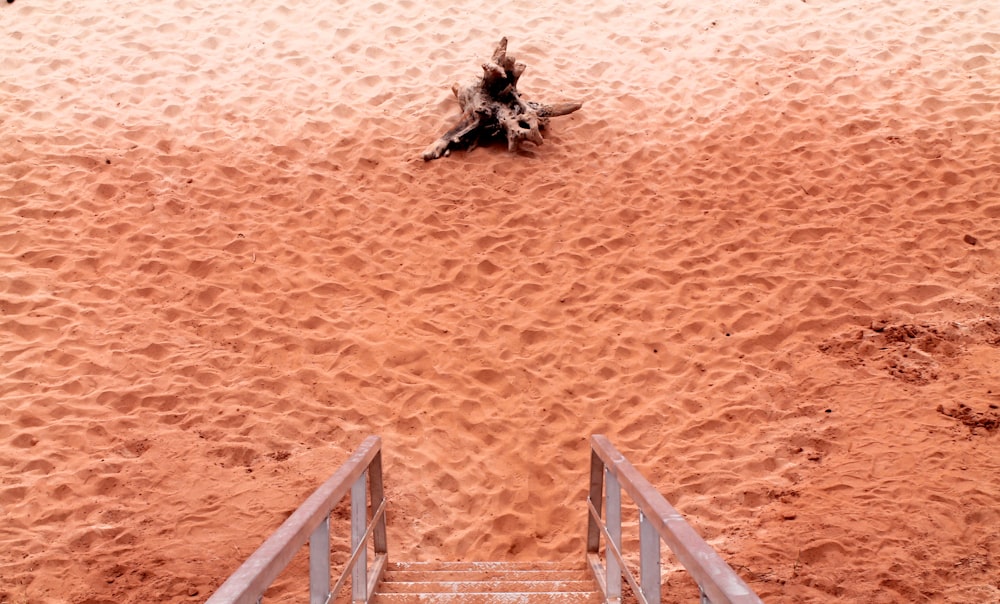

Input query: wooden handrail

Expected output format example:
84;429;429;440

207;436;388;604
587;435;763;604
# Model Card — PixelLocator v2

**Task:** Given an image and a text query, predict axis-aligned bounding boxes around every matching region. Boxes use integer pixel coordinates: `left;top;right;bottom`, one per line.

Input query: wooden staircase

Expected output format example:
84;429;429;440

369;561;601;604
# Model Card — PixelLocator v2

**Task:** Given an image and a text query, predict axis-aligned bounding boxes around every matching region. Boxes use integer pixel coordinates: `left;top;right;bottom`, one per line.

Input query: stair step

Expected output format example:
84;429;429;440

379;580;596;594
371;593;602;604
388;561;582;572
383;561;591;583
383;570;593;582
373;560;600;604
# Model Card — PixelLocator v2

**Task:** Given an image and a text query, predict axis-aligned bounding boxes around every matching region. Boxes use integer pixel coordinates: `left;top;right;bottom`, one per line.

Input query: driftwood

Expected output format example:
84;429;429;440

422;37;583;161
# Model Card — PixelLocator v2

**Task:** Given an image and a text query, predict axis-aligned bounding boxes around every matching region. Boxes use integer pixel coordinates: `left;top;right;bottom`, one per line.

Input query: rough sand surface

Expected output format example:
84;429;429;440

2;0;1000;602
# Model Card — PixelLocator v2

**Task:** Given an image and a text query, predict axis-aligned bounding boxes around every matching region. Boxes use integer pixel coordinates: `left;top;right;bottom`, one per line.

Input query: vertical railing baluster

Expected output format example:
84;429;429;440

586;448;604;555
351;470;368;603
639;510;661;604
369;450;387;557
700;588;710;603
605;468;622;604
309;514;331;604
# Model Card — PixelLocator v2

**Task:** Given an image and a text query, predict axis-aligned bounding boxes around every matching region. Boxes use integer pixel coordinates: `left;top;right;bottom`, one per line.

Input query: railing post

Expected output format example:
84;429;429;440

309;514;331;604
351;470;368;603
639;510;661;604
369;450;388;556
605;468;622;604
587;448;604;554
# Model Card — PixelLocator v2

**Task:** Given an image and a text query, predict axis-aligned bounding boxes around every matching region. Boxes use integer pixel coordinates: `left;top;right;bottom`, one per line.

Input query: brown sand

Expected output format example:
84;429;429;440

2;0;1000;602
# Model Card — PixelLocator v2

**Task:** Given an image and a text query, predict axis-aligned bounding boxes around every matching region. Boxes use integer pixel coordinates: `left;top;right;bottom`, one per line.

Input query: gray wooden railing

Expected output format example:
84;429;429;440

207;436;388;604
586;435;763;604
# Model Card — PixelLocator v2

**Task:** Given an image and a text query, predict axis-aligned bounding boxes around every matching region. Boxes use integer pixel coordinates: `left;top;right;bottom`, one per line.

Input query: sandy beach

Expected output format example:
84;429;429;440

2;0;999;602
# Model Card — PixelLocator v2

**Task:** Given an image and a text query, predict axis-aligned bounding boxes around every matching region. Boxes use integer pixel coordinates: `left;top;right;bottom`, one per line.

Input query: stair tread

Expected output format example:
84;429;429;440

382;570;593;582
379;580;596;594
371;593;602;604
388;561;586;571
373;560;600;603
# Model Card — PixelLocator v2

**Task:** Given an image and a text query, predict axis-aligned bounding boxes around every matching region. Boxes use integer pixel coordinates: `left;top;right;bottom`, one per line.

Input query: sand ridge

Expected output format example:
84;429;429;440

2;0;1000;602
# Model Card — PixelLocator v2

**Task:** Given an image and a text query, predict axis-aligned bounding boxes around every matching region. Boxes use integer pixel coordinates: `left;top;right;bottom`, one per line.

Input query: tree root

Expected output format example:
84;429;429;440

422;37;583;161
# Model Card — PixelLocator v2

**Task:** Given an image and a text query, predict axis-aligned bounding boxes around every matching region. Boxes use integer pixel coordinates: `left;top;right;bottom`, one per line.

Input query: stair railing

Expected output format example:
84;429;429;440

586;435;763;604
207;435;388;604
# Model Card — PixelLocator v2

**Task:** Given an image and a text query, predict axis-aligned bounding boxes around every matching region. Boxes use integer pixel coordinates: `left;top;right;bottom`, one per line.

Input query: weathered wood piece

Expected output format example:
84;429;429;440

422;37;583;161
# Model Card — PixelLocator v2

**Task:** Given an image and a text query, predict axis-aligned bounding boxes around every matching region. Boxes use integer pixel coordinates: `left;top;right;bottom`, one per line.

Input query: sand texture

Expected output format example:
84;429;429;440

2;0;1000;602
